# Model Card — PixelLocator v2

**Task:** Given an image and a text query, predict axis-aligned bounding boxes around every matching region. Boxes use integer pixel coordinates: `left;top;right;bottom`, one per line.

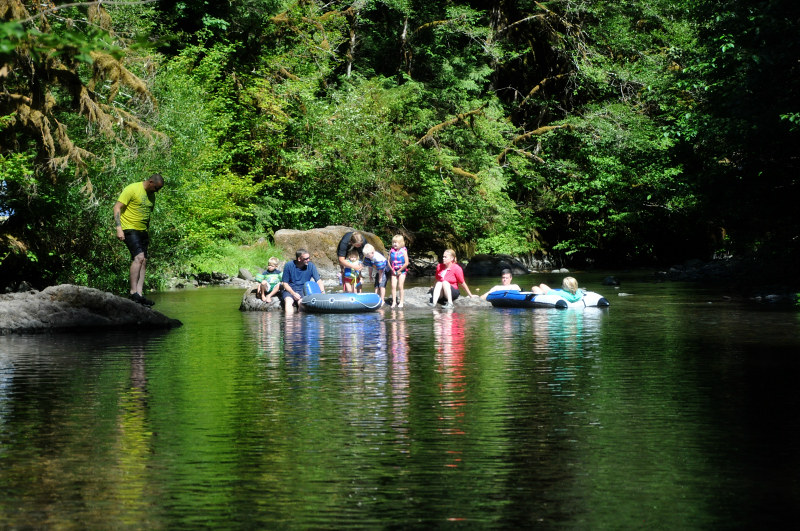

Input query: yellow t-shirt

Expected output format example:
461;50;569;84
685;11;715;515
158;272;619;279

117;182;155;231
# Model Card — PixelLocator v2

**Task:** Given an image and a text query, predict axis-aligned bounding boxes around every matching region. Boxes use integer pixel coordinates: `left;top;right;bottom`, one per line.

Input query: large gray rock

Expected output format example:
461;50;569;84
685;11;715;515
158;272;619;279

464;254;530;276
395;287;490;308
0;285;182;335
239;285;282;311
273;226;388;279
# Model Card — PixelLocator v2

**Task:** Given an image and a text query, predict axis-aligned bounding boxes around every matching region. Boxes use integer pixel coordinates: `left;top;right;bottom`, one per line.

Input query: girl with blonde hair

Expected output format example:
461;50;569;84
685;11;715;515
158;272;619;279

388;234;409;307
532;276;585;303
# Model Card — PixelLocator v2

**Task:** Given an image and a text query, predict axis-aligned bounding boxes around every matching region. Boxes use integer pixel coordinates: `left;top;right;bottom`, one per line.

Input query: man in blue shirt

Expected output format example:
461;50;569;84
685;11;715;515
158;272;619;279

281;248;325;314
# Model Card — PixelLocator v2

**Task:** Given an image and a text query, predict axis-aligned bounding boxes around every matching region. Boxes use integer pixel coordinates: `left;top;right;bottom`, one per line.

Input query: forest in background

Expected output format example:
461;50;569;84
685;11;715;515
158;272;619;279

1;0;798;292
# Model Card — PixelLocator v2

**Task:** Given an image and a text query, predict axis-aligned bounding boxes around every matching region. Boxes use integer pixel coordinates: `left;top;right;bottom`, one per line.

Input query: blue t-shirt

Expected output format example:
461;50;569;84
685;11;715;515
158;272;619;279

282;260;321;293
362;251;388;271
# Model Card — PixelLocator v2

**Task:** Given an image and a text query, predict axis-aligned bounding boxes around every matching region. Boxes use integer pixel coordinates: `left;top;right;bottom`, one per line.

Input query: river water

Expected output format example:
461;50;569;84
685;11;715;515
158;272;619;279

1;272;799;528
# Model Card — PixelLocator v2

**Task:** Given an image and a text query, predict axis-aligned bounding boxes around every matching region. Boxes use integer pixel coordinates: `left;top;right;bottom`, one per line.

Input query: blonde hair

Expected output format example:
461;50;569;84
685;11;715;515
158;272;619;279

362;243;375;254
347;249;360;260
562;276;578;294
444;248;456;261
392;234;405;247
268;256;280;267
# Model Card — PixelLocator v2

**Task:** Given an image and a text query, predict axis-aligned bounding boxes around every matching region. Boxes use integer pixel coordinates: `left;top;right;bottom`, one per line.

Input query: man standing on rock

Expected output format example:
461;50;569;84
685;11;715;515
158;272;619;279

114;173;164;306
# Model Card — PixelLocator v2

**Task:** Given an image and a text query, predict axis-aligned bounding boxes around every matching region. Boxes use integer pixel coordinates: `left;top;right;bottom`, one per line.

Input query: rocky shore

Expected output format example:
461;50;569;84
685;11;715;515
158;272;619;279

0;285;182;335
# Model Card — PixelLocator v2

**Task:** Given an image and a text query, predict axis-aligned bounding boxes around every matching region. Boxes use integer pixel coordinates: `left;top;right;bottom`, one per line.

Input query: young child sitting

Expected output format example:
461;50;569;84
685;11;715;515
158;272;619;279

255;257;282;303
362;243;389;304
342;249;363;293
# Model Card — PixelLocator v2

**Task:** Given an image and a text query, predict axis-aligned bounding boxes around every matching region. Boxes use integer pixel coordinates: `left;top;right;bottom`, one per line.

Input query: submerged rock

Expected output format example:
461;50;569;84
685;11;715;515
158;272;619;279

0;284;182;335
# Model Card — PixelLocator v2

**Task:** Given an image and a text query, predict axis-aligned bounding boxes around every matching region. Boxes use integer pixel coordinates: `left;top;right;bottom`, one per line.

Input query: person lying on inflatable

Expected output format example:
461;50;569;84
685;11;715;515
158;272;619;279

532;276;585;303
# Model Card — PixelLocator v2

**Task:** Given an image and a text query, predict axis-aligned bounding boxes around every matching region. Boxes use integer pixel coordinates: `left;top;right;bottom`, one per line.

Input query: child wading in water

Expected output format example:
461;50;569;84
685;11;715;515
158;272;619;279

343;249;364;293
256;257;282;303
388;234;409;308
362;243;389;305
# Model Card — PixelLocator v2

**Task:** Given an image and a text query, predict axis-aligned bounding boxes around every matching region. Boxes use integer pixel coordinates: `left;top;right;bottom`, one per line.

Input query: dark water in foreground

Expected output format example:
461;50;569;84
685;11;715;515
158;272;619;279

2;272;800;528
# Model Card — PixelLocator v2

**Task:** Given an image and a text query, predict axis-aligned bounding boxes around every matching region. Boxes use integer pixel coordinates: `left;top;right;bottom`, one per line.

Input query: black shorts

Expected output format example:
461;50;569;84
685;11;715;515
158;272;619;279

123;229;149;259
281;290;299;307
429;286;460;302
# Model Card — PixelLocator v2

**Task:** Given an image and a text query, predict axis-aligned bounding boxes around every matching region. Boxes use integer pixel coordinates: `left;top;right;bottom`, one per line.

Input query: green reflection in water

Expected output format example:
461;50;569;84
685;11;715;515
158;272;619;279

2;282;800;528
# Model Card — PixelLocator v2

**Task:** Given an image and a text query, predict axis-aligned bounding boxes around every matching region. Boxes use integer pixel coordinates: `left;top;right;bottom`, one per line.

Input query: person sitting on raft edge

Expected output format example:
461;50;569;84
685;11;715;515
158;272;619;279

281;249;325;314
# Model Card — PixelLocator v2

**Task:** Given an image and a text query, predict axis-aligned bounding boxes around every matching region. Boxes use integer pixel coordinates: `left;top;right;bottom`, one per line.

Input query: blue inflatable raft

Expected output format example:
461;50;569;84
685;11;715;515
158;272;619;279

486;290;610;309
300;281;383;313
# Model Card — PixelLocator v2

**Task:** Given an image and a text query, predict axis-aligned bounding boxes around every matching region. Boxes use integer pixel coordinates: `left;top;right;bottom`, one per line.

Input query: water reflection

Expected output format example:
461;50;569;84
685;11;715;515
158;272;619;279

0;332;169;528
282;313;323;376
387;310;410;449
334;312;388;388
433;311;468;465
253;310;283;365
115;341;153;525
4;282;800;528
0;350;12;427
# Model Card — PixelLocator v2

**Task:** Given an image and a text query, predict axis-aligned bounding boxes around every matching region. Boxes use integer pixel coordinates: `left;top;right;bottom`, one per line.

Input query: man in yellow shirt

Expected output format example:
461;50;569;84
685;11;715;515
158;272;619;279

113;174;164;306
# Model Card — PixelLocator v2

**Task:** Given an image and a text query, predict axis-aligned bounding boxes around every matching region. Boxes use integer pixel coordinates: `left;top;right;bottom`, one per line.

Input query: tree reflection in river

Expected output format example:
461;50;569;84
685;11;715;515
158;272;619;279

115;341;153;526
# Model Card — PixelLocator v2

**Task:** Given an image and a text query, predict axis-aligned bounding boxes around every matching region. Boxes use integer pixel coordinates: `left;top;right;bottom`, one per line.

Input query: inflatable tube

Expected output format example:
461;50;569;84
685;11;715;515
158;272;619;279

486;289;609;309
301;293;383;313
300;281;383;313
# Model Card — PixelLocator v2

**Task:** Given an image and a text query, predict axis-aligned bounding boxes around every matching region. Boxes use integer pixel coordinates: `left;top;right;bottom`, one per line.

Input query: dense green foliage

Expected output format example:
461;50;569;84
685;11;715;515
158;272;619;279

1;0;798;291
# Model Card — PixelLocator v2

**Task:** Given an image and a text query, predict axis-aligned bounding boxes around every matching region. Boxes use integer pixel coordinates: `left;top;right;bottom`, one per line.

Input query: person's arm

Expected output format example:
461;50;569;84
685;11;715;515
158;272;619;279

312;264;325;292
282;281;300;299
113;201;126;240
480;285;498;300
339;255;363;271
455;266;474;297
460;282;475;297
400;249;410;273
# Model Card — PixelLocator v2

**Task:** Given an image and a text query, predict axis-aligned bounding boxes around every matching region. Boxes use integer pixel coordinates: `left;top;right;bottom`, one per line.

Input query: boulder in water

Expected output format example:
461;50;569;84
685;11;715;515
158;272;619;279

0;284;182;335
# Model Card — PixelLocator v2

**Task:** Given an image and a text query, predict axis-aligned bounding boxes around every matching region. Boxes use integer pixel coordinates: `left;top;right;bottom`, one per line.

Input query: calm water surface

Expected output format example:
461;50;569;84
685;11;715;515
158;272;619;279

2;272;799;528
